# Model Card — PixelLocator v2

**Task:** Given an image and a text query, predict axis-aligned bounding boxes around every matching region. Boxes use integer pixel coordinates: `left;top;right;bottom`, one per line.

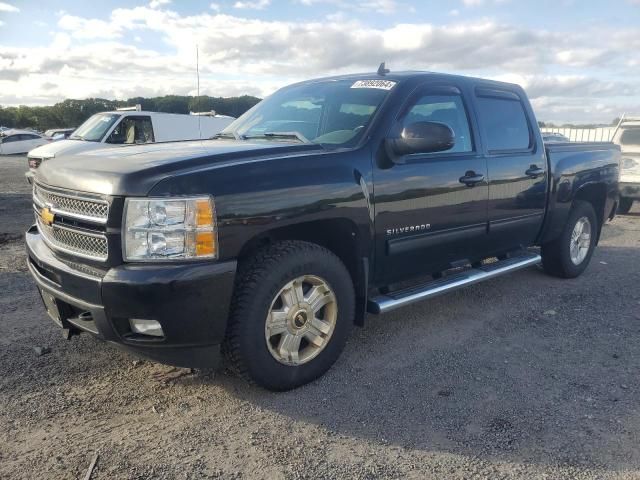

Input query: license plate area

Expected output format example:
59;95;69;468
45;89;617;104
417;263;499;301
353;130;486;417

40;289;63;328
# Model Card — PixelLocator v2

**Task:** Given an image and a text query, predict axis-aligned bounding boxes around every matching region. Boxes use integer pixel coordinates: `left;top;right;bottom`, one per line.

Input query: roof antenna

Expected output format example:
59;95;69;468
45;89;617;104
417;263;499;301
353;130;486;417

196;44;202;141
377;62;390;76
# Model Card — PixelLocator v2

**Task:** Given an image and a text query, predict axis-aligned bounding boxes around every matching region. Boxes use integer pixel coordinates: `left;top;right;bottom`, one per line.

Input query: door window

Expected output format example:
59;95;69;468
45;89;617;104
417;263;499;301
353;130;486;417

475;95;531;152
106;116;154;144
400;94;473;153
620;128;640;146
2;135;20;143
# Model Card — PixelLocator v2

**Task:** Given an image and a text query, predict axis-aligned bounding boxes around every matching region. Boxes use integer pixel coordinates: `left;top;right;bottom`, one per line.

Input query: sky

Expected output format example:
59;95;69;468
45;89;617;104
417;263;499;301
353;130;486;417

0;0;639;124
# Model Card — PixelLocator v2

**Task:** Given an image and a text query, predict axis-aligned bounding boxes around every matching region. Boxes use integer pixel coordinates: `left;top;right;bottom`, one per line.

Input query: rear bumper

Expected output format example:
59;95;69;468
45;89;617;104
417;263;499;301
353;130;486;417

620;182;640;200
26;225;237;368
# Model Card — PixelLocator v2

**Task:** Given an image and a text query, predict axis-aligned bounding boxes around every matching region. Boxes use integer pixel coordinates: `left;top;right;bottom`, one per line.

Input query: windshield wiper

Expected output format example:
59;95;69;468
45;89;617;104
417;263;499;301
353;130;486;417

242;131;312;145
212;131;241;140
70;135;85;141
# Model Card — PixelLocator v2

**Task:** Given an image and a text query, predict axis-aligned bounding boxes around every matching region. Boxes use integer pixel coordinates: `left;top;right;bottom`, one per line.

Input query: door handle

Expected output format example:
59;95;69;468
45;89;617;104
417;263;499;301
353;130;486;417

525;166;545;178
459;172;485;187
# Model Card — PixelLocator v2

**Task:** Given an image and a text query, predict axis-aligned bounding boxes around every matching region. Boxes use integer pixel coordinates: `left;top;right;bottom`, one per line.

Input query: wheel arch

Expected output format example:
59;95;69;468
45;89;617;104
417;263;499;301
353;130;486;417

236;218;370;325
574;182;607;244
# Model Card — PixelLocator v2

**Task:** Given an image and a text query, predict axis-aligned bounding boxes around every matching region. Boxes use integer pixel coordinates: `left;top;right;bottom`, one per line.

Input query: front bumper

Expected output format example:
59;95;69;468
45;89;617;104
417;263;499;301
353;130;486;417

25;170;35;185
620;182;640;200
26;225;237;368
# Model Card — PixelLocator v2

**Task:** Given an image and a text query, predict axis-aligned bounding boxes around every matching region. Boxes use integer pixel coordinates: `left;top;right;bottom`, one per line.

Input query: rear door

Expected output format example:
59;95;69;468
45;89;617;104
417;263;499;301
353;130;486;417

473;87;547;253
373;83;489;284
24;133;47;151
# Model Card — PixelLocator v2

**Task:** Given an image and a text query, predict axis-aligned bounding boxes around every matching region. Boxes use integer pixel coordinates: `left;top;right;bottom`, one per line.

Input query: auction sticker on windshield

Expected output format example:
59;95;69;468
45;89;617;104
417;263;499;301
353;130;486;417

351;80;397;90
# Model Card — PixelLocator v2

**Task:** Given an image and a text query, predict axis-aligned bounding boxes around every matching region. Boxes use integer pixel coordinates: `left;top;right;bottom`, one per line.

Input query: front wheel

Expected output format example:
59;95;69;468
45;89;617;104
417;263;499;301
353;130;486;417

223;241;354;391
542;200;598;278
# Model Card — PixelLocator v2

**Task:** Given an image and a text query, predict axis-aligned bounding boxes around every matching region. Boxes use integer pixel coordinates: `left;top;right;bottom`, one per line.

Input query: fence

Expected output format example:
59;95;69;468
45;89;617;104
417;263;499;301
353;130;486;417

540;126;617;142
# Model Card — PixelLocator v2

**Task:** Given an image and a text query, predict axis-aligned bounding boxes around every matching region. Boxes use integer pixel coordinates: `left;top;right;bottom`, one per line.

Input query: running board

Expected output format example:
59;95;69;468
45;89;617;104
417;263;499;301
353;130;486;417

368;252;541;314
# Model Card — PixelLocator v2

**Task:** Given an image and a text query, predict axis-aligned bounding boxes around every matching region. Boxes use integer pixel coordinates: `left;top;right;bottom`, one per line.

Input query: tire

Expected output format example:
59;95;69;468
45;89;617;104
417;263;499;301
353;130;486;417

541;200;598;278
223;241;355;391
618;197;633;215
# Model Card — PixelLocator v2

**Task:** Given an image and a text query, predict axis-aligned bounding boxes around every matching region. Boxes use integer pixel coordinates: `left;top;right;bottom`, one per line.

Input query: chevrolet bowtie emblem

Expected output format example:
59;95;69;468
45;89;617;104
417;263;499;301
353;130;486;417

41;207;55;226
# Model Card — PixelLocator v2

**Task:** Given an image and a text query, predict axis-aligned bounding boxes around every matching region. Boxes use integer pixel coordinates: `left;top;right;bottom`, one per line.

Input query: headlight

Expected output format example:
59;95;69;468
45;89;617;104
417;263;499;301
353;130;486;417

622;157;639;171
123;196;217;261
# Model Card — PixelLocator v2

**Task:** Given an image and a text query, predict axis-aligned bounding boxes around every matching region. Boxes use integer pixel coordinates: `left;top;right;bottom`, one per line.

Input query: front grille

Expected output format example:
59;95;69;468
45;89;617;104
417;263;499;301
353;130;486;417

34;182;108;224
33;181;110;262
37;217;108;261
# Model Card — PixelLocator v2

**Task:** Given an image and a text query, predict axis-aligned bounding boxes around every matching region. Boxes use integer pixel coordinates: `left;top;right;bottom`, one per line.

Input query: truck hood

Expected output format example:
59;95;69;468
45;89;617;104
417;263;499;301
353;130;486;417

28;139;101;158
35;139;323;196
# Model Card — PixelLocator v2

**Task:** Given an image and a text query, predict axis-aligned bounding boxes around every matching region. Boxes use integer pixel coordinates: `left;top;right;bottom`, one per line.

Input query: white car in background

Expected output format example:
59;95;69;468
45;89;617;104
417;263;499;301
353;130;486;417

615;117;640;214
26;108;235;182
0;129;49;155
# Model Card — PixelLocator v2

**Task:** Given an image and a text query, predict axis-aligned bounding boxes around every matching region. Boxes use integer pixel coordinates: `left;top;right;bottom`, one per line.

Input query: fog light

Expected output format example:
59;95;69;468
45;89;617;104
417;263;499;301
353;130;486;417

129;318;164;337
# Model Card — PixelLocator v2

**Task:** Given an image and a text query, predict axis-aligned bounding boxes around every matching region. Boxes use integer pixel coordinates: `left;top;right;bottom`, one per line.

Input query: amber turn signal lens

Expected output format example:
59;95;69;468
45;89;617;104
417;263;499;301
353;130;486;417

196;199;214;227
195;231;216;256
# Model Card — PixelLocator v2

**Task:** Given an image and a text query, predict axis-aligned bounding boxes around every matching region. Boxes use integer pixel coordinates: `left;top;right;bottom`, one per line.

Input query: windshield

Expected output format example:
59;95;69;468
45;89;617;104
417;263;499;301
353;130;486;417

70;113;120;142
220;79;395;148
620;128;640;146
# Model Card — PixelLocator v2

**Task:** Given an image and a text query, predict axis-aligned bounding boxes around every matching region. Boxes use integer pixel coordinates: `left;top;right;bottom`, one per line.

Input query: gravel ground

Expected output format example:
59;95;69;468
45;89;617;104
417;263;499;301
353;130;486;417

1;155;640;479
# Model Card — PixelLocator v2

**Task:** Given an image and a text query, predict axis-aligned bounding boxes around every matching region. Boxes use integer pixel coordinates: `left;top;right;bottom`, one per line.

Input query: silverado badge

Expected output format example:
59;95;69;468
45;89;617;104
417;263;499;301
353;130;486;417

386;224;431;236
41;207;55;226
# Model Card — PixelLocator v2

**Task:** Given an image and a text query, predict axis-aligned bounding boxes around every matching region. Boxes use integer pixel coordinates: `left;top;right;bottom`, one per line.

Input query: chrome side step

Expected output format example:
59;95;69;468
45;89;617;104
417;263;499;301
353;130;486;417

368;252;541;314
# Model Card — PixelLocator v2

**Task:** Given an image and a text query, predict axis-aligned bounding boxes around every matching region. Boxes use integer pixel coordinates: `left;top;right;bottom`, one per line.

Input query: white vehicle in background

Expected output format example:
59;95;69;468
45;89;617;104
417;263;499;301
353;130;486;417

26;107;235;183
44;128;76;140
615;116;640;214
0;129;49;155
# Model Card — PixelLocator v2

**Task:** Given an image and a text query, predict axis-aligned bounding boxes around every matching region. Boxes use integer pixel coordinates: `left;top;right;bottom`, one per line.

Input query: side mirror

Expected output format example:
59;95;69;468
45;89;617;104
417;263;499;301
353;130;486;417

387;121;455;158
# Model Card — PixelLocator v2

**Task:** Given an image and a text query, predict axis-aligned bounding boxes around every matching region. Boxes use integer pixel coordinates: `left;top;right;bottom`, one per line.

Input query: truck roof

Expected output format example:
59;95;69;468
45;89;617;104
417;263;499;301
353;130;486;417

99;110;233;118
288;70;521;90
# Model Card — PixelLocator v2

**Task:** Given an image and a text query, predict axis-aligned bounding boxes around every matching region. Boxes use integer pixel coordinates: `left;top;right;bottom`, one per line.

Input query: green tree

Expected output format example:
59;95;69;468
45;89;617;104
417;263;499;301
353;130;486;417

0;94;261;131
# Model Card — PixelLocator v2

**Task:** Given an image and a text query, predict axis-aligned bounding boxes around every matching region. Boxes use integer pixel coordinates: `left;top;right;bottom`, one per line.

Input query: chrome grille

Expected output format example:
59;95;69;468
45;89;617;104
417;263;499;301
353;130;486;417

33;181;110;262
33;182;108;224
36;217;108;261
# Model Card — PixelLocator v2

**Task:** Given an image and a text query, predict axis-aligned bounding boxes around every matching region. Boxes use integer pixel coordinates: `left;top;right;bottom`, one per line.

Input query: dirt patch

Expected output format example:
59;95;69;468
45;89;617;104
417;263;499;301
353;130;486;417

1;155;640;479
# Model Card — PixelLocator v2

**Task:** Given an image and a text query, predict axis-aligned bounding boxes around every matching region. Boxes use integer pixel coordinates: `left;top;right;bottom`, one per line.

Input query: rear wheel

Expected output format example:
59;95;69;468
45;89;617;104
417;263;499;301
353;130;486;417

618;197;633;215
223;241;354;391
542;201;598;278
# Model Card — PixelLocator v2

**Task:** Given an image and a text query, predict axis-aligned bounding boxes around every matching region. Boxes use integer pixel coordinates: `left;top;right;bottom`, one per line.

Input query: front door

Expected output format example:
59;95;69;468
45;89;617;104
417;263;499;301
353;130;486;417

473;88;547;253
373;84;489;285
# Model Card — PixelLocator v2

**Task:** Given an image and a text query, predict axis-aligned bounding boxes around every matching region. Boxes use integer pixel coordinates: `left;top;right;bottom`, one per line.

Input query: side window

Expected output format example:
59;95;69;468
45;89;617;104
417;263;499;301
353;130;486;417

106;116;154;144
2;135;19;143
401;94;473;153
620;128;640;146
25;134;41;140
475;95;531;152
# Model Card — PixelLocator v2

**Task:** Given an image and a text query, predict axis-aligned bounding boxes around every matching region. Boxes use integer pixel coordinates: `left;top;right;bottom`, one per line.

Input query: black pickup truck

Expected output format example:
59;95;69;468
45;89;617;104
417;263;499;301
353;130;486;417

26;70;620;390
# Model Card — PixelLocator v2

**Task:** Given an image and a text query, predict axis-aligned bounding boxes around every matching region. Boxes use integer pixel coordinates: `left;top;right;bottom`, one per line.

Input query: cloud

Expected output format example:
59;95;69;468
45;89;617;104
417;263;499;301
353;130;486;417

297;0;399;13
462;0;508;6
149;0;171;8
58;15;124;39
0;2;18;12
233;0;270;9
210;3;221;11
0;5;638;123
358;0;397;13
